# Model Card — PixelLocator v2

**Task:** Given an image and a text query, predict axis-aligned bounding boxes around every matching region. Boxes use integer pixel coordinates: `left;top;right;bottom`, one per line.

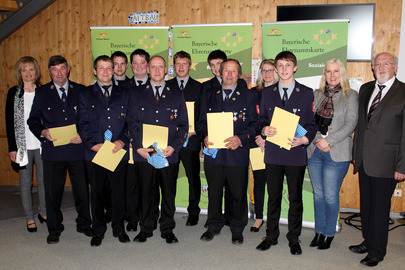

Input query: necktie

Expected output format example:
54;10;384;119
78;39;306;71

155;85;161;101
224;89;232;103
180;80;184;90
104;129;112;142
137;80;143;86
102;85;110;102
60;87;67;109
282;87;289;106
368;84;386;121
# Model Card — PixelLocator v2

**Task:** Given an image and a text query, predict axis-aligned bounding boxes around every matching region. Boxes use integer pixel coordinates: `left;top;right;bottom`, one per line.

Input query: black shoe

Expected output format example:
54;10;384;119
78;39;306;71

318;236;334;250
289;241;302;255
133;232;153;243
27;221;37;233
250;220;264;232
77;227;94;237
161;232;179;244
200;229;220;241
360;255;384;267
47;232;61;244
186;216;199;226
115;231;130;243
309;233;325;247
126;221;138;232
232;232;244;244
38;214;47;224
90;235;104;247
105;212;112;223
349;242;368;254
256;236;278;251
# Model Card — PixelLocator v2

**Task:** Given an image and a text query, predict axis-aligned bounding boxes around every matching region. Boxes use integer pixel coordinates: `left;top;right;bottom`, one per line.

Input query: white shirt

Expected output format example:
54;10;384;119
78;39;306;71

24;91;41;150
367;76;396;111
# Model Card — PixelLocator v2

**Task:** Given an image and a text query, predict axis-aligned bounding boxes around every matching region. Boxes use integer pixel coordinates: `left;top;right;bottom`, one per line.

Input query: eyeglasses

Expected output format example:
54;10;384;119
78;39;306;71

261;69;274;74
373;62;395;68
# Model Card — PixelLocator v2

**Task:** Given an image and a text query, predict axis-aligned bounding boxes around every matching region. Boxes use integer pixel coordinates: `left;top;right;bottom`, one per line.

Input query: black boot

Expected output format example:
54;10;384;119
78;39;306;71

309;233;325;247
318;236;334;250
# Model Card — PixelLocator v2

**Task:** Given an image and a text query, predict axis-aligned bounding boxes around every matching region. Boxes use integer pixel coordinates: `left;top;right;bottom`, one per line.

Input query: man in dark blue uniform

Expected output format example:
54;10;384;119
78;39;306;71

129;49;150;87
28;55;92;244
256;51;316;255
198;59;258;244
201;50;248;227
127;56;188;244
167;50;203;226
78;55;130;247
111;51;131;87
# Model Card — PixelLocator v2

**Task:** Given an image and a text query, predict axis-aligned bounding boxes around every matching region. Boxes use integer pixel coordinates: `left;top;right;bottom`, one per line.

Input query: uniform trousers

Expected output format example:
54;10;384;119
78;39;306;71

359;164;397;258
87;160;127;236
265;164;305;242
125;162;140;224
136;162;179;234
204;163;248;233
43;159;91;234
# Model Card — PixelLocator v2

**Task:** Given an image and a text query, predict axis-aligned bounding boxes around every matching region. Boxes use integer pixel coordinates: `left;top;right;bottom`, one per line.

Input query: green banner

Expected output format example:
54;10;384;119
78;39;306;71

172;23;252;85
90;26;169;77
262;20;348;89
175;163;316;227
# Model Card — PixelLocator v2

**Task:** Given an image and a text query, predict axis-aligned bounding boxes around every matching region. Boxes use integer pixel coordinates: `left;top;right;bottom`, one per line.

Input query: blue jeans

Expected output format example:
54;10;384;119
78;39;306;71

307;148;349;237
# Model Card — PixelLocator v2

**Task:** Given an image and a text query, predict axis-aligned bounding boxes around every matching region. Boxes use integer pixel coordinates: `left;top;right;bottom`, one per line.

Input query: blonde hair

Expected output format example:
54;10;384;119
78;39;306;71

256;59;279;91
14;56;41;86
318;58;350;98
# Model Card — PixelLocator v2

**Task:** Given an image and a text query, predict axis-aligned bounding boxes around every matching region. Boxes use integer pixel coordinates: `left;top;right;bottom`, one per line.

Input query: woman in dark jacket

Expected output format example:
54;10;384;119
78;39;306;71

250;59;279;232
5;56;46;232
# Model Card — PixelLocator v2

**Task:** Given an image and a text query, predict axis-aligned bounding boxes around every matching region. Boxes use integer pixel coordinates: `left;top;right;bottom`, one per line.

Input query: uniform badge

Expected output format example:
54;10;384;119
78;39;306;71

162;95;166;99
256;104;260;115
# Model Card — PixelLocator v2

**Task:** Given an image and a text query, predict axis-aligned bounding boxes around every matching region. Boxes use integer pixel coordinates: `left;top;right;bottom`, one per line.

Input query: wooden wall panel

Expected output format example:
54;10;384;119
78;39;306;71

0;0;403;212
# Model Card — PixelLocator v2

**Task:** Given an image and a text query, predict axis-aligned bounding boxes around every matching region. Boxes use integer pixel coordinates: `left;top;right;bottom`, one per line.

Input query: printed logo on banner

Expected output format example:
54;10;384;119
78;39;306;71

220;31;243;47
270;28;280;35
128;11;159;24
313;28;338;46
178;31;190;38
138;34;160;49
96;32;109;40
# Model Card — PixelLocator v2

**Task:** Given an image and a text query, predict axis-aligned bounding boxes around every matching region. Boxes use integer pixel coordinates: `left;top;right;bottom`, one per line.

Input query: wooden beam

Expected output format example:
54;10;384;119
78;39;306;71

0;0;19;12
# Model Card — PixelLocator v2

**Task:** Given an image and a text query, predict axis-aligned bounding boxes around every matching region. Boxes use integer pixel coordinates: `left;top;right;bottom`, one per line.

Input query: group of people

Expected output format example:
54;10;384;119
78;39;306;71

5;47;404;267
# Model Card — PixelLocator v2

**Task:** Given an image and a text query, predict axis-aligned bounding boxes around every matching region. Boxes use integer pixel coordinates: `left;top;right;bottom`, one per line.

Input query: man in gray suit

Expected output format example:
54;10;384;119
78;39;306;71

351;52;405;267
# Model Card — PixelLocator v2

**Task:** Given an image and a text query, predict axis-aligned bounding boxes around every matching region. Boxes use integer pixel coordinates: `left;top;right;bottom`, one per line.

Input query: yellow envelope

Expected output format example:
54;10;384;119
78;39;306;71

186;101;195;133
92;140;127;172
267;107;300;150
207;112;233;148
142;124;169;149
250;147;265;171
49;124;78;147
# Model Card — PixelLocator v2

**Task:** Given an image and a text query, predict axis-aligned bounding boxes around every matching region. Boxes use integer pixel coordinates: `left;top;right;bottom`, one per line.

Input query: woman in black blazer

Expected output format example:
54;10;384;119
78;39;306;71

250;59;278;232
5;56;46;232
